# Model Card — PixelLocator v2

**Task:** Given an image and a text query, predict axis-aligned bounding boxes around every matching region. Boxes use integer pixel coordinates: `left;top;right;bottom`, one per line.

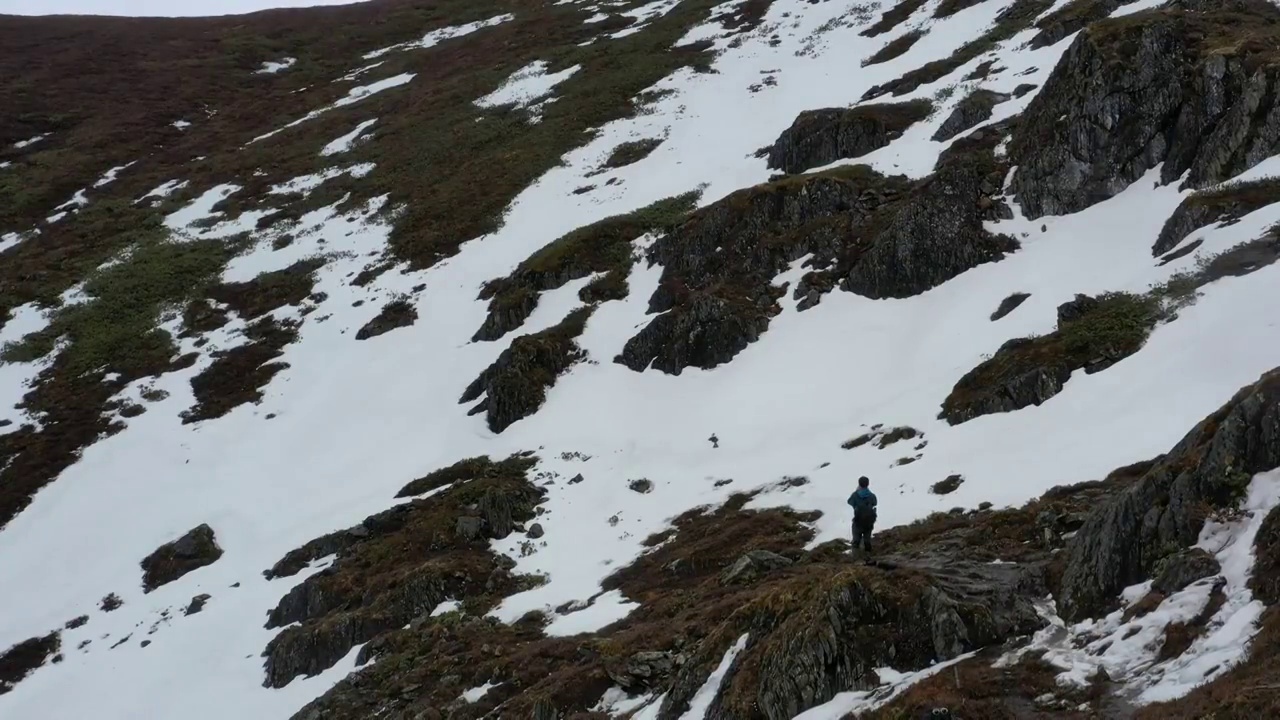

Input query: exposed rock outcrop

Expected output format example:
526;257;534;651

941;292;1159;424
1058;367;1280;620
260;459;545;688
0;632;60;695
1011;0;1280;218
473;193;698;342
354;298;417;341
460;308;592;433
1251;506;1280;605
931;89;1009;142
1153;178;1280;256
842;130;1019;300
765;100;932;174
1028;0;1138;50
621;129;1017;376
140;523;223;592
719;549;793;584
990;291;1030;320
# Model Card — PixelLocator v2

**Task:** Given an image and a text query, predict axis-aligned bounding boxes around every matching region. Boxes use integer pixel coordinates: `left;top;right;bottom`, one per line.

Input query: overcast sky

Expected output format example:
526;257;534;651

0;0;368;16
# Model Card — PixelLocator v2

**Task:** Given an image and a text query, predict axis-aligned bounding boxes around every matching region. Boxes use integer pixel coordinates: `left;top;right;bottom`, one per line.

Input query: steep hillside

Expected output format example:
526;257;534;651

4;0;1280;718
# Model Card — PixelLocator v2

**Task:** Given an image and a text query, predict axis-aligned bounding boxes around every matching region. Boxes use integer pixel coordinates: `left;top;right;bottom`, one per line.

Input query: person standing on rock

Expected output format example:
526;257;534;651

848;476;877;555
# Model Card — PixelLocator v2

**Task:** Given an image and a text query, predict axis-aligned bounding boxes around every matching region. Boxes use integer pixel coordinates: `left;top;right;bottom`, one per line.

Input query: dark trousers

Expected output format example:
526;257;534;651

852;518;874;552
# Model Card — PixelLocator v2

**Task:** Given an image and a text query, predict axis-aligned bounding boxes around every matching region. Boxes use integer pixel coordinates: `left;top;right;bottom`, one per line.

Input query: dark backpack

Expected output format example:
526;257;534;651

850;490;877;523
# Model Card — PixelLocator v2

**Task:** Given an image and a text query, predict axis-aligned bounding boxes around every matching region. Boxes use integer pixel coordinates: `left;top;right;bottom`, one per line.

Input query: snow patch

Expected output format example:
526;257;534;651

320;119;378;156
93;162;137;189
363;13;515;60
250;74;414;144
256;57;297;74
475;60;582;122
267;163;375;196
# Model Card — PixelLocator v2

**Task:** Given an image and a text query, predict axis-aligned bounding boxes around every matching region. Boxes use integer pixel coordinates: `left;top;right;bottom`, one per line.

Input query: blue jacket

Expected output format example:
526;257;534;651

848;487;877;522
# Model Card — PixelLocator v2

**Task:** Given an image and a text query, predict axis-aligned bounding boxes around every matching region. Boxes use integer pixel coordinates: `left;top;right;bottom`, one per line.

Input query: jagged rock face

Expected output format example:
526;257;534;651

460;308;591;432
617;169;902;375
139;523;223;592
1058;367;1280;621
621;131;1018;376
1010;0;1280;219
657;560;1045;720
843;136;1019;300
931;90;1009;142
766;100;932;174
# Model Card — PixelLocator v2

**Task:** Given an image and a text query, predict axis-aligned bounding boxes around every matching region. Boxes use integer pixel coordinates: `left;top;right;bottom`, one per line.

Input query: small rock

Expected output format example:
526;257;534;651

100;593;123;612
1056;293;1100;325
629;478;654;494
140;640;151;648
456;516;483;540
527;522;545;539
65;615;89;630
978;501;993;511
714;479;733;487
185;594;211;616
569;473;585;485
721;549;793;585
931;474;965;495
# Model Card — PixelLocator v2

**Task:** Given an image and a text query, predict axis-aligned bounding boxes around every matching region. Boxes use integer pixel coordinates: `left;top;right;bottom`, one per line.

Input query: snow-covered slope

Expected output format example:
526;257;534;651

4;0;1280;718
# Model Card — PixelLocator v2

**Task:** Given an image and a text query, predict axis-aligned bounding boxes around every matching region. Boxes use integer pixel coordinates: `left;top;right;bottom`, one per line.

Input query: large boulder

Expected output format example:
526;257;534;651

140;524;223;592
1010;0;1280;219
931;90;1009;142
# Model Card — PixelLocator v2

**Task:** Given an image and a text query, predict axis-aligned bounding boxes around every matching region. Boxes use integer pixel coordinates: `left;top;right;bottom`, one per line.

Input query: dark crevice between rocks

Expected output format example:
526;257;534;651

1010;0;1280;219
861;28;926;68
1153;178;1280;256
619;128;1018;376
355;297;417;340
931;88;1010;142
863;0;1054;100
765;100;932;174
990;291;1030;321
460;307;593;433
260;454;546;689
473;192;699;343
140;523;224;592
181;316;298;424
0;631;60;695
